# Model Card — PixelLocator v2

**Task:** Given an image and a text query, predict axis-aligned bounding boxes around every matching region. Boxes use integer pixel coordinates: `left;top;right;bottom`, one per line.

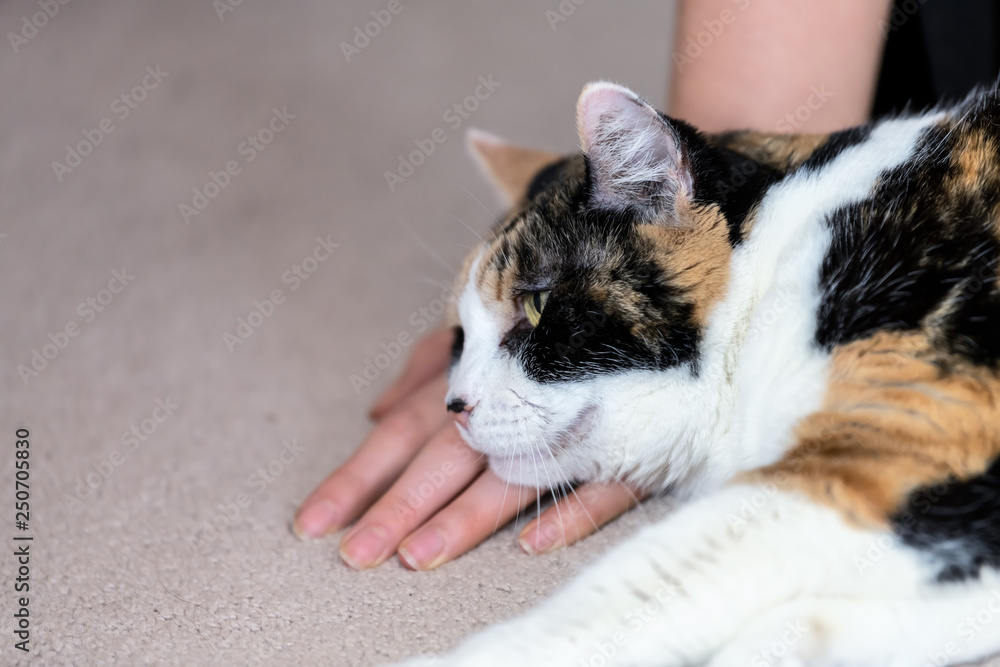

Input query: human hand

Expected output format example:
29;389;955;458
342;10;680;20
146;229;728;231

294;328;646;570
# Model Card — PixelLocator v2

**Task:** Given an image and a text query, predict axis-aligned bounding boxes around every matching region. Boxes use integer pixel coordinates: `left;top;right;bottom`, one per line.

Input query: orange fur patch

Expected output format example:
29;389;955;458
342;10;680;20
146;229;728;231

710;131;828;172
638;201;732;328
945;124;1000;230
468;131;561;205
952;127;997;186
477;226;521;305
741;331;1000;527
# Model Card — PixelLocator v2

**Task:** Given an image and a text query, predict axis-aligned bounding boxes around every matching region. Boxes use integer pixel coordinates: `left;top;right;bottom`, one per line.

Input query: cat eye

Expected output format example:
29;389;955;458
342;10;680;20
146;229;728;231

522;291;549;327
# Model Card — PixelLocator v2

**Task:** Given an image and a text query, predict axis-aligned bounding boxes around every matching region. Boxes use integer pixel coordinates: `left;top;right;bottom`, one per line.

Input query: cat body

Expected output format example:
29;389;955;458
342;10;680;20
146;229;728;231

399;82;1000;666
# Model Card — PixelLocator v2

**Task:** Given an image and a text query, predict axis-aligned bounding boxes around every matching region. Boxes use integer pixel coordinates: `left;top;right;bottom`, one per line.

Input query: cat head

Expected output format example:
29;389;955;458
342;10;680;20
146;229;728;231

446;82;768;493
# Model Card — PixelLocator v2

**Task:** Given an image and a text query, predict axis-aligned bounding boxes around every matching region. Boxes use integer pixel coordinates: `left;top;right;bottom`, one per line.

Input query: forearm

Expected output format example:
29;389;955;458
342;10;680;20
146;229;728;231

668;0;893;133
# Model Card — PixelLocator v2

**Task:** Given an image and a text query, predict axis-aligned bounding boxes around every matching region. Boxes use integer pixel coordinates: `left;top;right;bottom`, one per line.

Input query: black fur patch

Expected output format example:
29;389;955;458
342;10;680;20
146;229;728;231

483;120;776;385
815;121;1000;362
703;146;780;246
526;158;572;200
802;126;873;171
499;197;701;383
503;253;701;384
667;117;778;246
891;455;1000;582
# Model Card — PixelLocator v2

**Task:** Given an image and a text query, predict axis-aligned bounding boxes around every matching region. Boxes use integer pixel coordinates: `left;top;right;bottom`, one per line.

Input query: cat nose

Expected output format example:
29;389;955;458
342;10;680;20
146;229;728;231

446;397;474;428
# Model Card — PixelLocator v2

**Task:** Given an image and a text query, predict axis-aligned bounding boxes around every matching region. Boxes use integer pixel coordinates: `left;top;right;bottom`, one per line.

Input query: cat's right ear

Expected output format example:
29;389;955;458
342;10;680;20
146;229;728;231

577;82;694;220
466;129;561;207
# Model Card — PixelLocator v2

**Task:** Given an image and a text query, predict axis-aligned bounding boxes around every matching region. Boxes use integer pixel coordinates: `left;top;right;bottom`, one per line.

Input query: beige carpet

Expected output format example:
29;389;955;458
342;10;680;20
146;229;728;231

1;1;997;665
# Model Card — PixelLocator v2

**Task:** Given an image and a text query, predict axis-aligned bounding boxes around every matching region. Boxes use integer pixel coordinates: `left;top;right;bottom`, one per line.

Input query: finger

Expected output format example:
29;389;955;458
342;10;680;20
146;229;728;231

369;328;455;420
337;424;486;570
293;375;451;540
517;480;648;555
396;470;539;571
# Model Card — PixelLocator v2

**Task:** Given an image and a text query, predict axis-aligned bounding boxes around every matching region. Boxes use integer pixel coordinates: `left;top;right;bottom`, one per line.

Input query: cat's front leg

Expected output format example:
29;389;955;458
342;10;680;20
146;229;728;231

394;484;922;667
390;502;700;667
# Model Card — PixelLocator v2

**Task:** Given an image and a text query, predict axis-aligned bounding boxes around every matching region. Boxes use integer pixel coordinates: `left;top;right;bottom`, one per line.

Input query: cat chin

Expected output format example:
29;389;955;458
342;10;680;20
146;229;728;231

485;450;558;488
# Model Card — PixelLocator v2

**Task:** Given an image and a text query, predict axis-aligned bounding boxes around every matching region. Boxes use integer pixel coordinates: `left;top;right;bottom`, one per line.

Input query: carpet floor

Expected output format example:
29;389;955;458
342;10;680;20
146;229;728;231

1;1;997;665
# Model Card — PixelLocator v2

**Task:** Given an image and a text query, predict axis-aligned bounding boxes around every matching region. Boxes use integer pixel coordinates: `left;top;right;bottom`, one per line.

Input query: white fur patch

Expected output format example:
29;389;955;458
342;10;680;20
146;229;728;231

398;487;1000;666
725;113;946;470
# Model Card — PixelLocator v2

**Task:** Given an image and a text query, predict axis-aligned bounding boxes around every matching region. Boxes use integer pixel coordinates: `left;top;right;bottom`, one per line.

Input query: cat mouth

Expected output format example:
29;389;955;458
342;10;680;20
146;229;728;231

479;404;600;485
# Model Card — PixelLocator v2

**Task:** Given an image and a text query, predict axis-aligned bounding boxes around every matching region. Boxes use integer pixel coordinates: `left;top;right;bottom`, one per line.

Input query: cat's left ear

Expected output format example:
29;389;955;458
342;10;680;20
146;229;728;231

466;129;561;207
577;82;694;219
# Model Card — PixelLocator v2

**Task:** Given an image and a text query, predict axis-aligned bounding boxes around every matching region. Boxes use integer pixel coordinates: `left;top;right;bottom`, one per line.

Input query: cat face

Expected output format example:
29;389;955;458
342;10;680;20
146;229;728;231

446;83;768;492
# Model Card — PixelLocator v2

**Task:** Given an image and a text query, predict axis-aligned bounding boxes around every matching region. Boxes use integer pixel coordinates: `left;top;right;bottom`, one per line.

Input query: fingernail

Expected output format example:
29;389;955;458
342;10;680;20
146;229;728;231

518;521;565;555
340;525;389;570
398;527;446;570
293;500;340;540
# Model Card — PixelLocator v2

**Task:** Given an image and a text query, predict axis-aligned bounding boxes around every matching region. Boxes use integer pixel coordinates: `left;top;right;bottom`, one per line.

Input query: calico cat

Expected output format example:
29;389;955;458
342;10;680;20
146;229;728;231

398;82;1000;666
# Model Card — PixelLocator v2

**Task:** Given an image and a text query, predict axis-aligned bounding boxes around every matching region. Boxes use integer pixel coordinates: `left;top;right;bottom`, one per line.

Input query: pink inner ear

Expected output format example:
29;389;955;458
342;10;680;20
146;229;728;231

575;82;692;212
576;83;643;154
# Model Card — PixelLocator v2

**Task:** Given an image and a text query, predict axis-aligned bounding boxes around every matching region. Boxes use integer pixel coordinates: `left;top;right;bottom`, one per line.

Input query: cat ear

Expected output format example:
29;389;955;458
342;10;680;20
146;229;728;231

576;82;693;217
466;129;561;206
